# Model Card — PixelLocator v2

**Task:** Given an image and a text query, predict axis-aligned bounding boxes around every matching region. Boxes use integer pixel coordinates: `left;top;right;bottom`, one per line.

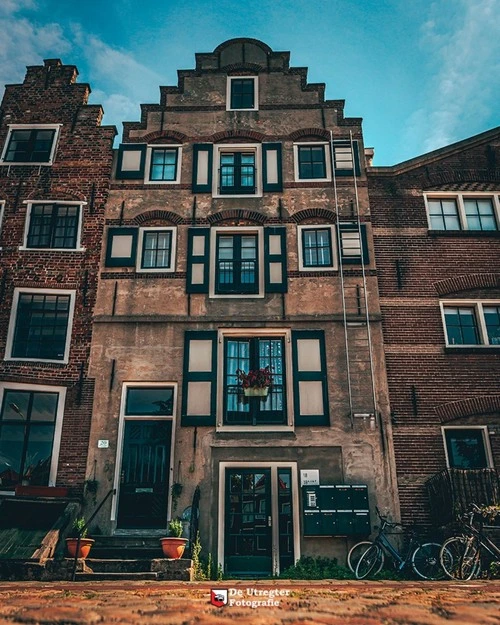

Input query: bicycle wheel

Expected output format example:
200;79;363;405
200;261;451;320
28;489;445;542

440;536;481;580
355;544;384;580
411;542;444;580
347;541;383;574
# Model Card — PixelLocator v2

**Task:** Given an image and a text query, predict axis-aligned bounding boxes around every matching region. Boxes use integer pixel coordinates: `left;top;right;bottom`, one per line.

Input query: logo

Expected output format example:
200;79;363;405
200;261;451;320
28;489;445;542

211;589;228;607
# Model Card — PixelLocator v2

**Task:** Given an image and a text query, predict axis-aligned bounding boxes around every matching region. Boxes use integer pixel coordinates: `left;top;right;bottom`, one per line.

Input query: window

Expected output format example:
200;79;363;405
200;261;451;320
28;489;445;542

441;300;500;347
298;226;336;270
216;233;258;294
227;77;258;111
125;386;174;416
6;289;75;363
443;427;491;469
1;125;60;165
137;227;175;272
425;193;500;231
224;336;286;426
145;145;181;184
0;383;65;490
23;202;83;250
219;152;255;194
295;144;329;180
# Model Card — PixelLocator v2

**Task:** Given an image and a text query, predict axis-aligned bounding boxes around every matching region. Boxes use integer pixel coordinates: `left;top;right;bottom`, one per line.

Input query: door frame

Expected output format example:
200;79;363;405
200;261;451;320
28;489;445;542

218;461;300;576
110;382;177;525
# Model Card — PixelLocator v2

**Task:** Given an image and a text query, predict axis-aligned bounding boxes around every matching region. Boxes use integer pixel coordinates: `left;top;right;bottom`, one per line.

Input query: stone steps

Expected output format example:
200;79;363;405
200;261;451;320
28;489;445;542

76;571;159;581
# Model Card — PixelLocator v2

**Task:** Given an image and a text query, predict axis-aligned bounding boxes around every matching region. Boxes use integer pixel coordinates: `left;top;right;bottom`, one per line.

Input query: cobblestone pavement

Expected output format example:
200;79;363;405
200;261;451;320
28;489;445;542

0;580;498;625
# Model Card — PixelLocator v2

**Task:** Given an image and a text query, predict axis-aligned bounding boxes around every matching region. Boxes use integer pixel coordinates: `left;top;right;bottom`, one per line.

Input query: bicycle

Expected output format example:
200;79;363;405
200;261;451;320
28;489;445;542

440;503;500;580
354;507;443;580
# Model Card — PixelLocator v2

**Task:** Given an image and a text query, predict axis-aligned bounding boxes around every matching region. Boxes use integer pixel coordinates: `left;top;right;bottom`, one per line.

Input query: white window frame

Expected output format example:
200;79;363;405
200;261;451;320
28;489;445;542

217;461;300;576
209;226;264;298
441;425;493;469
216;327;294;432
424;192;500;231
0;381;66;493
5;288;76;364
0;200;5;250
297;225;337;271
20;200;85;251
293;142;332;183
226;76;259;112
136;226;177;273
110;381;178;522
0;124;61;166
440;299;500;347
212;143;262;198
144;144;182;185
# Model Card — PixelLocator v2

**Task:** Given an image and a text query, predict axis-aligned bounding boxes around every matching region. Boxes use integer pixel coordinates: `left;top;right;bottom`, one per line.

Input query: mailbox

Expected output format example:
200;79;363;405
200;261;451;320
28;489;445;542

302;484;370;536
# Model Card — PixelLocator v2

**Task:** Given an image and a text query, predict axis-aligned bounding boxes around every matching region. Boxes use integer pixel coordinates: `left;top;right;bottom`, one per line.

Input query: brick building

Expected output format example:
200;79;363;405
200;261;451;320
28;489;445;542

0;60;116;496
87;38;398;576
368;127;500;527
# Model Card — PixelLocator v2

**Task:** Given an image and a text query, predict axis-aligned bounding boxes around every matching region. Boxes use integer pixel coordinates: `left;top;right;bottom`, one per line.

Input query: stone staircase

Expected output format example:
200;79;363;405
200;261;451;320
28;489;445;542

74;535;192;581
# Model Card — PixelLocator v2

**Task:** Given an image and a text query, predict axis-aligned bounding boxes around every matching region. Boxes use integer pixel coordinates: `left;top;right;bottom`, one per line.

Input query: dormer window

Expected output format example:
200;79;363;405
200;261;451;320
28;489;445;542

227;77;258;111
1;125;61;165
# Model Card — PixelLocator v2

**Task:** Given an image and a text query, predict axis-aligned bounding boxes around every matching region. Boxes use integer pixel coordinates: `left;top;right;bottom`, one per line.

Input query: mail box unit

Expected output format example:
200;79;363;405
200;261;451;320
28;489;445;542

302;484;370;536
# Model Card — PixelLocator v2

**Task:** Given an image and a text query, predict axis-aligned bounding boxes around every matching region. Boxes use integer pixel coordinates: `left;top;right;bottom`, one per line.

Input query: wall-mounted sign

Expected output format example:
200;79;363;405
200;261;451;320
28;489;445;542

300;469;319;486
97;439;109;448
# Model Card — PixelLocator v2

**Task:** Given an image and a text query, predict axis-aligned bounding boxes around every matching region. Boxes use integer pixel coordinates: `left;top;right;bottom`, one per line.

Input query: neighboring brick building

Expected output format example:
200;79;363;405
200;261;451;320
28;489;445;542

87;38;398;575
368;127;500;527
0;60;116;495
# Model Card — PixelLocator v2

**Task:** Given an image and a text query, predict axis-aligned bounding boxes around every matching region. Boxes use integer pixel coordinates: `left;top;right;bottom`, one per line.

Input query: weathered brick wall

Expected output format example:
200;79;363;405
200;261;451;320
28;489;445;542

0;59;116;490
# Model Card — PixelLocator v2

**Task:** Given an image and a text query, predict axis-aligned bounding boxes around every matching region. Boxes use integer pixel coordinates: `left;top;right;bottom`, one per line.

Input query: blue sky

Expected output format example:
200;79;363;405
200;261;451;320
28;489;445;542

1;0;498;165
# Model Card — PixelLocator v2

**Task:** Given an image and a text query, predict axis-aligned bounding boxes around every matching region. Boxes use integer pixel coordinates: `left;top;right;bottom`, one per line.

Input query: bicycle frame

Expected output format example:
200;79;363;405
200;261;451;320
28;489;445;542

374;522;418;570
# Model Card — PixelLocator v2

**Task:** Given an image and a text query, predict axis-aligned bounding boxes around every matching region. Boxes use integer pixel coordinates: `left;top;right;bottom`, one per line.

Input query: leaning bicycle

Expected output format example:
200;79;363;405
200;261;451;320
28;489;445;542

354;507;443;580
440;503;500;580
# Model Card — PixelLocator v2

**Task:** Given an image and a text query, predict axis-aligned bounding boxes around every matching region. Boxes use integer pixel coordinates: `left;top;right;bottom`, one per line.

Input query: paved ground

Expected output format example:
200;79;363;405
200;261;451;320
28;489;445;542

0;580;498;624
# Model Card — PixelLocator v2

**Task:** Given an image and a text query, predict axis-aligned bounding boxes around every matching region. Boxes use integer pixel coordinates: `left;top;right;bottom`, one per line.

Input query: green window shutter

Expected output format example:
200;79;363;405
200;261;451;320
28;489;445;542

181;330;217;426
264;226;287;293
192;144;213;193
292;330;329;426
333;140;361;177
262;143;283;192
105;227;138;267
338;223;369;265
115;144;147;180
186;228;210;293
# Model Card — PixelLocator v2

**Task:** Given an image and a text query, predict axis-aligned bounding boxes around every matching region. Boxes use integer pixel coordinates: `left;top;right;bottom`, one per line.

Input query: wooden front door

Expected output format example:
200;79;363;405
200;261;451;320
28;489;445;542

117;420;172;528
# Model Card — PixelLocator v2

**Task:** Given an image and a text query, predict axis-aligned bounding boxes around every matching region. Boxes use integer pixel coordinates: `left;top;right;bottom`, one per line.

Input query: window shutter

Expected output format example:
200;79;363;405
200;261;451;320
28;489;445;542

181;331;217;426
292;330;329;426
333;140;361;177
264;226;287;293
192;144;213;193
262;143;283;192
338;223;369;265
186;228;210;293
115;144;147;180
105;227;138;267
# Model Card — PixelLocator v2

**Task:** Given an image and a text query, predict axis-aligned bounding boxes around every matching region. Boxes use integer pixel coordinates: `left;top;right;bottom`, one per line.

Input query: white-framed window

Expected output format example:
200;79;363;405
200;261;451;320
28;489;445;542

217;328;293;432
5;288;76;364
110;382;177;523
144;145;182;184
424;192;500;231
136;227;177;273
0;382;66;490
0;124;61;166
442;426;493;469
440;300;500;347
0;200;5;250
213;143;262;197
209;226;264;298
297;225;337;271
20;201;85;251
293;143;332;182
226;76;259;111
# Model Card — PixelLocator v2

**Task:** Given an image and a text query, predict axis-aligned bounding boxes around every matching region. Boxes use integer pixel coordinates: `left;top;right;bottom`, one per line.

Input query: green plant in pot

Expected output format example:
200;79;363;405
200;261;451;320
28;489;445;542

160;518;188;559
65;516;94;559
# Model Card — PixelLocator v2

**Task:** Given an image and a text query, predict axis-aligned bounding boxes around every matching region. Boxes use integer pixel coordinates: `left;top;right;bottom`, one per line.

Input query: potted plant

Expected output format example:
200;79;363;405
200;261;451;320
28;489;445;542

160;518;188;559
65;516;94;559
236;366;273;397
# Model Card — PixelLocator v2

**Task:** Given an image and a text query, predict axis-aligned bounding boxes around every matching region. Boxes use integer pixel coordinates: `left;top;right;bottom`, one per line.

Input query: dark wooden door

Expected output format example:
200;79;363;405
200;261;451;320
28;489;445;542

117;420;172;528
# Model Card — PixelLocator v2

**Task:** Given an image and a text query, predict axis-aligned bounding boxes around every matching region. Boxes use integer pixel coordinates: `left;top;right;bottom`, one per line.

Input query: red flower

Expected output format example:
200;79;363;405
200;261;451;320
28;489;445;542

236;366;273;389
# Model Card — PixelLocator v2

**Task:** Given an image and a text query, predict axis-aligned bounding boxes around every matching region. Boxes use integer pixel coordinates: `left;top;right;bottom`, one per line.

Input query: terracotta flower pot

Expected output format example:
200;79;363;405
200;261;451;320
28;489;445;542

65;538;94;559
160;537;188;559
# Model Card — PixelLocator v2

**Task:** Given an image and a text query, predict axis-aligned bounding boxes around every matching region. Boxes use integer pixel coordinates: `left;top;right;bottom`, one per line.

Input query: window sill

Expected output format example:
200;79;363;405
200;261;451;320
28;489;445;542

136;267;176;273
429;230;499;237
444;346;500;354
213;193;262;199
144;180;181;185
0;161;53;167
294;177;331;184
214;430;296;441
216;425;294;434
4;357;69;365
18;247;86;252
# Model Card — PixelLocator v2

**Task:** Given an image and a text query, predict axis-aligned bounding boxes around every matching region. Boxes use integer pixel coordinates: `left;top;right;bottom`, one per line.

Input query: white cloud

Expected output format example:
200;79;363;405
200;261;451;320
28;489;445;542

405;0;500;155
0;0;36;15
